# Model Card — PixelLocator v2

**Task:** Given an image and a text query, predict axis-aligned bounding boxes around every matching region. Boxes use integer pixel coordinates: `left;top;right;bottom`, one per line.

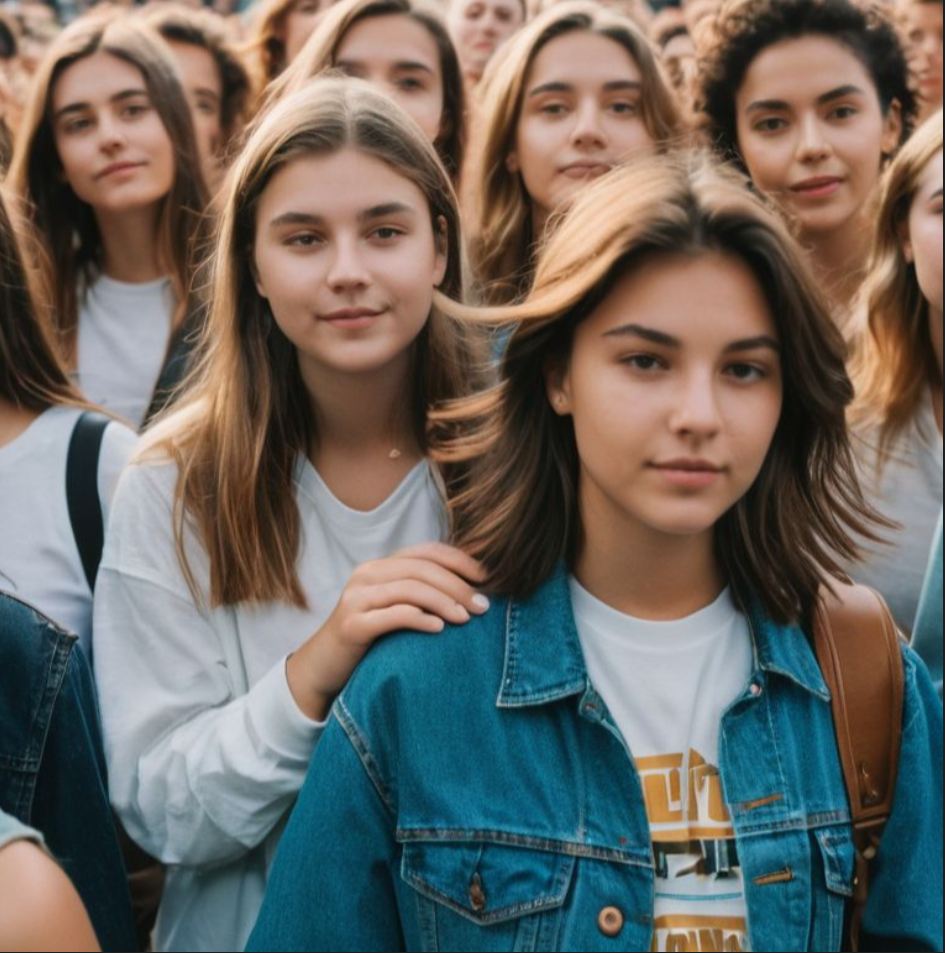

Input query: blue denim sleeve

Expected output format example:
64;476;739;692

31;644;137;953
861;644;943;953
912;513;943;701
246;699;405;953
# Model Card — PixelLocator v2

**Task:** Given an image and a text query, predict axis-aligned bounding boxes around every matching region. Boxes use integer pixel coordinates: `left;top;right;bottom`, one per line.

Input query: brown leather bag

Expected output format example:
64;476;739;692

812;582;905;953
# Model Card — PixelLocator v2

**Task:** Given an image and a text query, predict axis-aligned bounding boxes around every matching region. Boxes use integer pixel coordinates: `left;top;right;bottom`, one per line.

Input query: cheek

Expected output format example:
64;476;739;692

738;135;789;190
613;120;656;157
728;387;782;473
516;122;558;190
913;221;944;302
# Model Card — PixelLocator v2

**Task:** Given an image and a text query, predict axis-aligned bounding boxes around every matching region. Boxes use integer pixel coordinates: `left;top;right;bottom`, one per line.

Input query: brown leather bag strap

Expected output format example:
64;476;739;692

813;582;905;952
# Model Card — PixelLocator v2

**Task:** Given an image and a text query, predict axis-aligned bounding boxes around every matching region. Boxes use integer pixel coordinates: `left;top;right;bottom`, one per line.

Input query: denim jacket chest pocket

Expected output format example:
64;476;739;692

400;839;577;952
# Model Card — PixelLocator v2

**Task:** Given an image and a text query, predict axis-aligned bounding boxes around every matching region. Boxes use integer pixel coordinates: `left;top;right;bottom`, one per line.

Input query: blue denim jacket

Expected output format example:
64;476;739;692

0;592;137;953
248;568;943;952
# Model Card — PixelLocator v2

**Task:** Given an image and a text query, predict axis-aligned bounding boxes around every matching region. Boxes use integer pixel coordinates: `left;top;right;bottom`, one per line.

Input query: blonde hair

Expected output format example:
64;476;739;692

852;110;943;458
261;0;466;179
7;12;209;363
143;78;483;609
432;152;880;624
244;0;307;95
470;1;683;304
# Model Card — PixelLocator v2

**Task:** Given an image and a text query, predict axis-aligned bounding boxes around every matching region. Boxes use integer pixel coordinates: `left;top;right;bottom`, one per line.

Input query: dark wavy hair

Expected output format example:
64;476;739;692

699;0;917;167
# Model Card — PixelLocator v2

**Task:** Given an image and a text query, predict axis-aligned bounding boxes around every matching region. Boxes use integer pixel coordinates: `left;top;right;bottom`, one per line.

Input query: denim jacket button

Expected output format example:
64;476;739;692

749;682;763;696
597;906;624;937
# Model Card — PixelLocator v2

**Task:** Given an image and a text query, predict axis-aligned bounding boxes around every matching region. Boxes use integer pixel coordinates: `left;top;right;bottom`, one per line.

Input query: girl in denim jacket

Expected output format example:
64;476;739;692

249;154;943;953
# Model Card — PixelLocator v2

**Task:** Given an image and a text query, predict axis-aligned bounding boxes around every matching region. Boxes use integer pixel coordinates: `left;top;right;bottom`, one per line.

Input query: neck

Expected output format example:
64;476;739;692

0;396;41;451
573;482;727;621
95;204;164;283
302;350;423;507
804;215;869;323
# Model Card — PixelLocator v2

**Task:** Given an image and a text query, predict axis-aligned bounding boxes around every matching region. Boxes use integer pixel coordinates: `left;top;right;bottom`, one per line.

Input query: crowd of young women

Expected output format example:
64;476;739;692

0;0;941;951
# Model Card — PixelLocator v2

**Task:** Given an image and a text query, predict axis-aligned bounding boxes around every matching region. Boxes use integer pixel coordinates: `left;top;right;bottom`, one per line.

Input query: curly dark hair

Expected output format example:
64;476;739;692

699;0;917;167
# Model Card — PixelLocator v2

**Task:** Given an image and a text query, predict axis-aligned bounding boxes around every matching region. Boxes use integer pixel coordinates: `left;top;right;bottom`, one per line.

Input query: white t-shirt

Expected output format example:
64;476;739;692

93;455;447;953
0;405;136;655
570;578;755;953
76;274;175;429
851;399;943;633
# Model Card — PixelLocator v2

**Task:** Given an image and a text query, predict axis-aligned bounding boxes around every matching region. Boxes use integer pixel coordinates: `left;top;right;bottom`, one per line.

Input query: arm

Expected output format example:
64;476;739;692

860;645;943;953
0;841;100;953
246;704;405;953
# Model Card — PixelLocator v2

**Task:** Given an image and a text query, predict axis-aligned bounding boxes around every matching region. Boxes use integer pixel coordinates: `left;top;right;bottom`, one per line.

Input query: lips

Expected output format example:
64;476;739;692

560;161;613;180
789;176;844;199
650;460;725;489
95;160;146;180
318;307;384;329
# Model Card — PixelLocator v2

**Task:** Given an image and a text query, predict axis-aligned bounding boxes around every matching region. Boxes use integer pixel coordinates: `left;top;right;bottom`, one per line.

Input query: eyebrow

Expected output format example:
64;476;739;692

336;58;435;75
746;84;867;113
53;87;149;122
929;188;944;201
527;79;642;98
268;202;417;229
602;323;781;353
193;86;221;101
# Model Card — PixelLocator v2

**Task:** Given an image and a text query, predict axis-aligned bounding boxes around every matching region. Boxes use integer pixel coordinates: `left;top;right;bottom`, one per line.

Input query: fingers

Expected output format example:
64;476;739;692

359;580;472;627
392;542;487;584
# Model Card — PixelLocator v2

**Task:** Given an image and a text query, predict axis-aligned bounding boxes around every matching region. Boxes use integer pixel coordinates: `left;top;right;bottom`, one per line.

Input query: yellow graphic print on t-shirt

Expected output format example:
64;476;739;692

637;750;750;953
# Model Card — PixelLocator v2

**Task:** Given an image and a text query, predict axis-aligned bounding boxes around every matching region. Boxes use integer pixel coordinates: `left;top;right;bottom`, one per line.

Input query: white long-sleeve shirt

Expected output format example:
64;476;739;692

93;454;447;952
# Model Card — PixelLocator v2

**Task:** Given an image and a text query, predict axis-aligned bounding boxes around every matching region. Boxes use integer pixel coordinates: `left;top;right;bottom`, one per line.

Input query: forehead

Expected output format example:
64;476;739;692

53;50;147;108
902;0;944;29
526;31;642;89
457;0;522;14
165;40;222;93
256;148;431;220
585;252;777;342
737;35;878;108
336;14;440;69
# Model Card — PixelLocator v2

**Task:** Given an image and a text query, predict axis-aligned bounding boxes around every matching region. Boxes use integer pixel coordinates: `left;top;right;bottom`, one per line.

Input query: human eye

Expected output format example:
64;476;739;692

396;74;427;92
196;97;219;117
609;98;640;116
752;115;787;134
285;231;323;248
538;100;569;116
122;99;153;120
62;115;93;134
621;352;667;374
724;361;769;383
828;104;858;121
369;225;406;242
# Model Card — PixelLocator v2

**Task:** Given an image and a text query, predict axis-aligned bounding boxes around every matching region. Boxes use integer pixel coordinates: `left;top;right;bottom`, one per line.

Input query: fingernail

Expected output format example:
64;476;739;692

471;594;490;612
454;605;471;623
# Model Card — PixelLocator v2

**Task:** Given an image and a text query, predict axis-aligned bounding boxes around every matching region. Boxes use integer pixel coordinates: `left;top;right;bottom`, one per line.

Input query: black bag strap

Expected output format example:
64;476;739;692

66;411;110;592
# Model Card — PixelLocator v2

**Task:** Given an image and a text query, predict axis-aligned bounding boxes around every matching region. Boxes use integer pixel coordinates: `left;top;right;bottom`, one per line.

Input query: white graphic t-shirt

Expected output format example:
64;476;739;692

570;578;755;953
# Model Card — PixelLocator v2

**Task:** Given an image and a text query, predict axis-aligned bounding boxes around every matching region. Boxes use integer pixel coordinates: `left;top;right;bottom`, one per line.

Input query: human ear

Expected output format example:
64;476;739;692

250;247;268;300
505;150;520;174
544;356;573;416
880;99;903;159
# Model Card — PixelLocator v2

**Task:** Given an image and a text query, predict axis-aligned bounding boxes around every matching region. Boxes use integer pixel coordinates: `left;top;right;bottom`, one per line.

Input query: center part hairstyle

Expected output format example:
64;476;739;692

7;12;210;361
261;0;466;181
470;1;684;305
852;109;944;456
144;76;483;610
432;152;879;625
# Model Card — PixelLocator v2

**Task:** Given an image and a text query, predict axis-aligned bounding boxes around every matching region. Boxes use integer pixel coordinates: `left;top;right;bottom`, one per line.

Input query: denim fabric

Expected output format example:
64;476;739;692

0;592;137;953
248;567;943;953
912;513;943;701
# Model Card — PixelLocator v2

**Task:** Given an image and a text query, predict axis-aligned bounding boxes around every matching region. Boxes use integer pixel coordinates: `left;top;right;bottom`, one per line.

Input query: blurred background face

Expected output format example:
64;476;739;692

900;0;944;118
281;0;337;65
510;31;656;228
52;51;175;215
735;35;901;239
335;14;445;142
906;149;944;342
165;40;224;189
448;0;524;85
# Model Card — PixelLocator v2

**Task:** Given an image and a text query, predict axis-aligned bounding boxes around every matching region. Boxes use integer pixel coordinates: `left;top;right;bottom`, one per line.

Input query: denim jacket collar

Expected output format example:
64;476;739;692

496;565;830;709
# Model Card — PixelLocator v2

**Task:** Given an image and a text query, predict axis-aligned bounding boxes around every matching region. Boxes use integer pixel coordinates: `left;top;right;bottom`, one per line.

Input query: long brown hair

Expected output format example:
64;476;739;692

432;152;880;624
0;185;85;412
143;77;484;609
852;109;943;458
470;1;684;304
7;12;210;362
262;0;467;181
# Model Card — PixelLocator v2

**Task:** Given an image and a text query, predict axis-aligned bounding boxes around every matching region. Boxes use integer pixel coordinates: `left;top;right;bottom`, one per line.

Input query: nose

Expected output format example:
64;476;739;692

667;370;722;441
97;114;129;155
795;112;831;164
570;99;607;150
326;234;370;293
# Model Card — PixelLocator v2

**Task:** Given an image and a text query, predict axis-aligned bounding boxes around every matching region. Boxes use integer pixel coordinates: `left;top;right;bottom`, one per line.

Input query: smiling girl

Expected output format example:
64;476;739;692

92;78;487;953
470;1;681;304
700;0;916;327
8;13;210;430
248;154;942;953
